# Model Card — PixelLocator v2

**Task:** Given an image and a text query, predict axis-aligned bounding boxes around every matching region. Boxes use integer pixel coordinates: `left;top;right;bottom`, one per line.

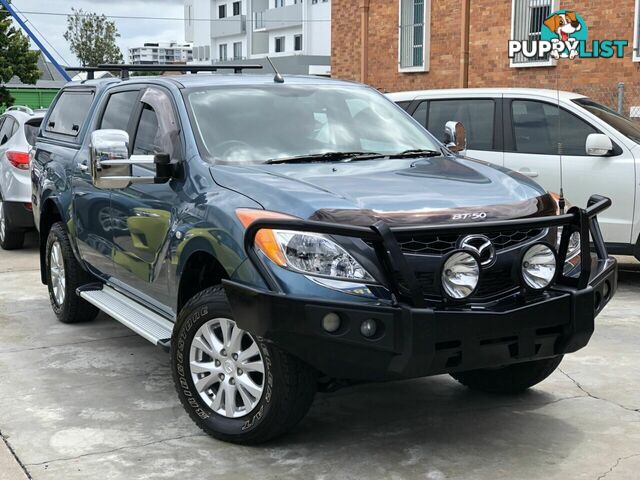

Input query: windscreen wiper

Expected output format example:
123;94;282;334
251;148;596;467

388;149;442;158
265;151;385;164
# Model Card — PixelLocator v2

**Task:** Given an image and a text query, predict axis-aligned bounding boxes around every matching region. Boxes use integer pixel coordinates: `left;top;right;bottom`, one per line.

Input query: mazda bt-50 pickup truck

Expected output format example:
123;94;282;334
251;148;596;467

31;65;617;444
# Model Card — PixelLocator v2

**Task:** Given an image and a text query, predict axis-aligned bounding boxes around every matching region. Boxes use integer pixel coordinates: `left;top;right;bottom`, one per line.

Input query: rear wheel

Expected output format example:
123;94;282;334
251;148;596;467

172;286;317;444
450;356;563;394
46;222;99;324
0;200;25;250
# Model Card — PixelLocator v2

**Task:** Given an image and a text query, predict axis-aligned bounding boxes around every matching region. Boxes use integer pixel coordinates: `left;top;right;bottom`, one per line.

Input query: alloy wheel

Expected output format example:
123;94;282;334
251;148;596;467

49;240;66;307
189;318;265;418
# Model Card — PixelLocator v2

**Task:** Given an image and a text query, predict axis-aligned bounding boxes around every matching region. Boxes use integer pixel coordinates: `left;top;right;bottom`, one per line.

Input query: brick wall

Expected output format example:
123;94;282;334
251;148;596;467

332;0;640;112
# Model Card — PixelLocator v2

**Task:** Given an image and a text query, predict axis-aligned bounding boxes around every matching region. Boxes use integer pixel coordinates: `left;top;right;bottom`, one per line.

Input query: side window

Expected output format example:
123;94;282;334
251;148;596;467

511;100;598;156
411;101;428;128
46;90;94;137
395;100;412;112
0;117;15;145
133;88;181;159
133;106;161;155
100;90;140;130
427;99;495;151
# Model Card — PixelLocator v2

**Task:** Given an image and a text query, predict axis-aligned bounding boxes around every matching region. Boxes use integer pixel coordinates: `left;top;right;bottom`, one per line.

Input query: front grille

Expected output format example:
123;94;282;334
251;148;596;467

396;228;545;256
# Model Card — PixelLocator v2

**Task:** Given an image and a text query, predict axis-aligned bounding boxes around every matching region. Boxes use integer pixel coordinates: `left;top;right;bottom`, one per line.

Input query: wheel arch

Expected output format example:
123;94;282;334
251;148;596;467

176;240;232;312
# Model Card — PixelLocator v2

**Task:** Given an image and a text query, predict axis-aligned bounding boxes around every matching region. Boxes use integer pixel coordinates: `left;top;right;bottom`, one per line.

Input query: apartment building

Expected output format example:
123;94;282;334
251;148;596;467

128;42;193;65
332;0;640;115
185;0;331;75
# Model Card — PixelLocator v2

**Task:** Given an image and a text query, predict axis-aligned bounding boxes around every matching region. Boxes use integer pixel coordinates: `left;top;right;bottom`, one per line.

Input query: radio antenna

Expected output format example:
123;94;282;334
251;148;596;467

266;56;284;84
556;73;566;214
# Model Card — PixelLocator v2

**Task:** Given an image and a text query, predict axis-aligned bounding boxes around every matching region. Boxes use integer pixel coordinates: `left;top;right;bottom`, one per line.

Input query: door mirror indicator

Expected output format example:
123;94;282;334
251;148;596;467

585;133;613;157
90;129;175;189
444;121;467;153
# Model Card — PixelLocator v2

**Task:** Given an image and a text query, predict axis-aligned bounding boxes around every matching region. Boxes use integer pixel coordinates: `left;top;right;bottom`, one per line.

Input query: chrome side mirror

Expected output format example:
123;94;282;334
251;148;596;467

444;121;467;153
585;133;613;156
90;129;171;189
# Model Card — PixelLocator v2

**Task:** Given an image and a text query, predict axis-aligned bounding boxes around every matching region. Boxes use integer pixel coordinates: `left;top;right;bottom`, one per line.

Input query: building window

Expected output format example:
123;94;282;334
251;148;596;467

510;0;557;67
233;42;242;60
219;4;227;19
634;0;640;61
294;34;302;51
275;36;285;53
274;0;284;7
233;1;241;16
219;44;228;61
399;0;430;72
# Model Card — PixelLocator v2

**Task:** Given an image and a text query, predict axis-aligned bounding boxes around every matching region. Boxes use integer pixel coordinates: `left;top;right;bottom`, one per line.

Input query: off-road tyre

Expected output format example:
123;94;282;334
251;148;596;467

450;356;563;394
172;285;317;444
0;201;25;250
45;222;99;324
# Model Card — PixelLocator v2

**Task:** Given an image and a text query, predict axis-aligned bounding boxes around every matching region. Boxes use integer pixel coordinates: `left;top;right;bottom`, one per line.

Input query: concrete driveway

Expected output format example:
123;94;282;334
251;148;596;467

1;233;639;480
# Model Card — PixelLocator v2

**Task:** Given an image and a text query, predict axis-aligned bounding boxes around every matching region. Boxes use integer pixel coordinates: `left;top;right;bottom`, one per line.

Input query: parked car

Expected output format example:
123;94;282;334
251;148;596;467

0;106;45;249
388;88;640;260
32;68;616;444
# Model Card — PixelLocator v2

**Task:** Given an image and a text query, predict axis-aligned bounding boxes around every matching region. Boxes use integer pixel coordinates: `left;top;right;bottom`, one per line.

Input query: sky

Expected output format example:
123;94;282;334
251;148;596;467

8;0;186;67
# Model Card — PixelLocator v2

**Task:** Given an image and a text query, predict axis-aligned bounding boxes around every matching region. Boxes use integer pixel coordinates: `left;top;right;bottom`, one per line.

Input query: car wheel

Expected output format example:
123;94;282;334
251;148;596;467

172;286;317;444
46;222;99;324
0;200;25;250
450;356;563;394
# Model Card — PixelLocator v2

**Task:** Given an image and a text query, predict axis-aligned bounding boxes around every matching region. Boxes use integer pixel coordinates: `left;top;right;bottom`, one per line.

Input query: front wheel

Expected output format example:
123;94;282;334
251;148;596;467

172;286;317;444
450;356;563;394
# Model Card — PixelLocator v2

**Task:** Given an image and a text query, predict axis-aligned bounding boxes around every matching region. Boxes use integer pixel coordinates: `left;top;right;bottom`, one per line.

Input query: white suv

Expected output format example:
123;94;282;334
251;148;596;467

388;88;640;259
0;106;45;250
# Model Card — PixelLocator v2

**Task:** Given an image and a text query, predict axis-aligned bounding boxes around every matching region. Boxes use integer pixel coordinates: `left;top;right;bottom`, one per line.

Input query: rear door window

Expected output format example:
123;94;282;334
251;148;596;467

426;99;495;151
45;90;95;137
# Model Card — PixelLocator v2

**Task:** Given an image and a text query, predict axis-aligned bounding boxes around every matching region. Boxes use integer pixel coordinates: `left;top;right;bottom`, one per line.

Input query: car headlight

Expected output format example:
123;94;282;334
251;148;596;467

557;229;581;276
236;209;374;282
441;251;480;299
521;244;557;290
273;230;374;281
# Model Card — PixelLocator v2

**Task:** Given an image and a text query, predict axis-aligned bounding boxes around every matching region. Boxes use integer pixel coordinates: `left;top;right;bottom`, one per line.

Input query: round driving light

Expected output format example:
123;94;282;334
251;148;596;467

522;244;557;290
360;319;377;338
322;313;341;333
441;251;480;300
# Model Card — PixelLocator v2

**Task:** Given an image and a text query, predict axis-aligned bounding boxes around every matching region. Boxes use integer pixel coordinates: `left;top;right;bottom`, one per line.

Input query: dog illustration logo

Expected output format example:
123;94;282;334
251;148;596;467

541;10;588;59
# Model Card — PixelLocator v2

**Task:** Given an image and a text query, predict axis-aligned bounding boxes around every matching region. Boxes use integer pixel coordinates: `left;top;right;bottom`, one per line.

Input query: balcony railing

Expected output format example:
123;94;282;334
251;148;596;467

211;14;247;38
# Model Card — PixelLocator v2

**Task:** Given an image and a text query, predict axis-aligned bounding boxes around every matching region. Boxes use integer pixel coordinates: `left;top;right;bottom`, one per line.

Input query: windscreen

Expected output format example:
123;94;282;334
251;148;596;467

573;98;640;144
187;85;440;165
24;119;42;146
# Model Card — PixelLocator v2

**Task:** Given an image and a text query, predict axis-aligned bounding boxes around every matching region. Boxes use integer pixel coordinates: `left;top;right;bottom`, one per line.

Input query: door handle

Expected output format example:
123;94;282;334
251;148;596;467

518;168;539;178
78;162;88;172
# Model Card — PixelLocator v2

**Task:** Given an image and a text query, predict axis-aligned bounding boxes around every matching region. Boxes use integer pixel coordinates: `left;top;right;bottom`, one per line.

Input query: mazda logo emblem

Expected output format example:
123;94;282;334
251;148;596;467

459;235;496;266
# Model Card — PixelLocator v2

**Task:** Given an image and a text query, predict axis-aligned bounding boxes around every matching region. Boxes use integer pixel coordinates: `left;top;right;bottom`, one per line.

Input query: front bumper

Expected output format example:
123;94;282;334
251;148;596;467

224;256;616;380
226;194;618;381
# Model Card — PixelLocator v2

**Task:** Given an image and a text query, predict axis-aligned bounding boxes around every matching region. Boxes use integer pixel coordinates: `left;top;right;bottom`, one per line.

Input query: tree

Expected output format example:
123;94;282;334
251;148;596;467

64;8;124;67
0;3;40;108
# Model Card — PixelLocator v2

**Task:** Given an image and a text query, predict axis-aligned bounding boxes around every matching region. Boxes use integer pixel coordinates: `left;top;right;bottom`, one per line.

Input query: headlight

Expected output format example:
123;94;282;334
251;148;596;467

236;208;375;282
557;229;581;276
441;251;480;299
273;231;374;281
521;244;557;290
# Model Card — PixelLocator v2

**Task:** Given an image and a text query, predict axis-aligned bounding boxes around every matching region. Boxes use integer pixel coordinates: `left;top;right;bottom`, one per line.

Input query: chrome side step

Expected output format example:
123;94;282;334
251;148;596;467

79;285;173;346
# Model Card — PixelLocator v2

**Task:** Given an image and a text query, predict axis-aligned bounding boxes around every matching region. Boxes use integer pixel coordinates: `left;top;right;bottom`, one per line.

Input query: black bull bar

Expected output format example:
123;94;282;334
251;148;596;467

243;194;613;306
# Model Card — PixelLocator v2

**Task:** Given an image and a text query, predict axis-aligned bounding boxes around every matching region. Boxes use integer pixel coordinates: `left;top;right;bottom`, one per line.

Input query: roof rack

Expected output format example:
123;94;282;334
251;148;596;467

5;106;34;115
65;67;102;80
97;64;264;80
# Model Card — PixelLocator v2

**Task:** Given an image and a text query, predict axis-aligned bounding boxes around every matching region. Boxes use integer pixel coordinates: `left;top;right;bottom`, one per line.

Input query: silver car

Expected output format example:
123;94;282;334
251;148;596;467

0;106;45;250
